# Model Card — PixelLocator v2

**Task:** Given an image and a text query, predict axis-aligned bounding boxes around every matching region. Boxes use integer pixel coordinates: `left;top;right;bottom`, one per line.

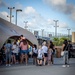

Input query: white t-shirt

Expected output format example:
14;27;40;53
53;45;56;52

37;49;43;59
42;45;48;53
33;48;38;54
12;45;19;53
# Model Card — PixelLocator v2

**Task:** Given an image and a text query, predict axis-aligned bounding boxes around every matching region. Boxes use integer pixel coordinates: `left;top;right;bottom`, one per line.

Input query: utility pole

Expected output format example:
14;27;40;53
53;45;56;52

41;29;44;37
67;29;71;39
7;15;14;20
53;20;59;37
24;21;28;29
8;7;15;23
16;9;22;25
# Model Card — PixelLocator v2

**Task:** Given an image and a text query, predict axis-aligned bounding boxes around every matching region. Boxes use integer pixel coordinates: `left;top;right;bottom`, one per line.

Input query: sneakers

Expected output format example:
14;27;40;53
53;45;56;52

6;64;11;66
9;64;11;66
67;65;69;67
6;64;8;66
62;65;70;67
62;65;66;67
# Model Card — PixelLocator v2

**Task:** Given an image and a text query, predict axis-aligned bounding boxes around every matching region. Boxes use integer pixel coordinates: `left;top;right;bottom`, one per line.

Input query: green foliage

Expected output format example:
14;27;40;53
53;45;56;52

53;37;70;46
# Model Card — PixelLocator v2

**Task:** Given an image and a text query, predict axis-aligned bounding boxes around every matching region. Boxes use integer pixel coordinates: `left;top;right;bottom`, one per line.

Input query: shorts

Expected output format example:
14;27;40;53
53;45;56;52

44;53;48;57
33;53;37;57
37;58;42;60
21;50;29;54
12;52;16;56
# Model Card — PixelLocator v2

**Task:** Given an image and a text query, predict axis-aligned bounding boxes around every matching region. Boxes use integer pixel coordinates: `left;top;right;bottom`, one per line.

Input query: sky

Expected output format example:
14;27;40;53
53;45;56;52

0;0;75;36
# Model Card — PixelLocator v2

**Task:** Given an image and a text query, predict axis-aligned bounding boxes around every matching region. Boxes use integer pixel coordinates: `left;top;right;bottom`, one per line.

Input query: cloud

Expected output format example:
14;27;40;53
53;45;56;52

24;7;36;15
18;6;50;29
43;0;75;21
0;0;8;7
0;3;68;33
47;19;54;25
15;2;23;9
59;22;68;28
0;11;9;21
43;0;66;6
0;11;15;24
70;10;75;21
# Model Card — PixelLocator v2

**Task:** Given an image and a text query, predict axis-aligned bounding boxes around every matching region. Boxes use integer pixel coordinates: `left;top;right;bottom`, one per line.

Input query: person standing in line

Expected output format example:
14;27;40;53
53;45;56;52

20;35;25;41
4;40;12;66
47;45;53;65
20;39;28;65
32;44;38;65
49;41;55;64
11;41;19;64
67;40;73;60
62;39;70;67
42;41;48;65
37;45;43;66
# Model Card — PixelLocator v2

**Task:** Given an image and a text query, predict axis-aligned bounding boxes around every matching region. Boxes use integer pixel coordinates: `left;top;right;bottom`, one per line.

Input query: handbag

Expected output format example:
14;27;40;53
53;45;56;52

61;51;64;56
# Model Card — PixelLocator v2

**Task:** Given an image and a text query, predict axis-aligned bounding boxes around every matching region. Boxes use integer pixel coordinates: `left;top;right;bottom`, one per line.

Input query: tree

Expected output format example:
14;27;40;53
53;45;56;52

53;37;70;46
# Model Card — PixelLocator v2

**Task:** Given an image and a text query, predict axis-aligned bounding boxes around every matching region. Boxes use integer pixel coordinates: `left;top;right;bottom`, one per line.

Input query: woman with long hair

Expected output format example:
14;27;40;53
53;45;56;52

20;39;28;65
32;44;38;65
42;41;48;65
49;41;55;64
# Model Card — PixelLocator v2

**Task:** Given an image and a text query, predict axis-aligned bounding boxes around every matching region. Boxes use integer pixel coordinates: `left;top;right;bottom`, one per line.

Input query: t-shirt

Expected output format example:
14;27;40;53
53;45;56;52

5;43;12;53
37;49;43;59
33;48;38;54
42;45;48;53
12;45;19;53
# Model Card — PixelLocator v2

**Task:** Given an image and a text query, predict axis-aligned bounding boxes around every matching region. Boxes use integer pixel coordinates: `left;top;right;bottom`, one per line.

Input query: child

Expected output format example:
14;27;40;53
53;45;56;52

37;45;43;66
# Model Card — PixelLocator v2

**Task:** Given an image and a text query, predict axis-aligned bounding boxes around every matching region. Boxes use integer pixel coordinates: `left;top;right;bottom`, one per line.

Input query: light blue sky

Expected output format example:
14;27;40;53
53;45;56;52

0;0;75;36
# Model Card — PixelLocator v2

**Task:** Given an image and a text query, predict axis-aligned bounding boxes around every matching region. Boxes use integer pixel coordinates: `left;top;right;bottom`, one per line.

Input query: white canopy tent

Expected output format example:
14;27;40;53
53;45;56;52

0;18;38;49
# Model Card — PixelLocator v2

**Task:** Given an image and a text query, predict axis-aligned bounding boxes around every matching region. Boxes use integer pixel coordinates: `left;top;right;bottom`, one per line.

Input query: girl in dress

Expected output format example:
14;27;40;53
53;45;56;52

48;48;52;65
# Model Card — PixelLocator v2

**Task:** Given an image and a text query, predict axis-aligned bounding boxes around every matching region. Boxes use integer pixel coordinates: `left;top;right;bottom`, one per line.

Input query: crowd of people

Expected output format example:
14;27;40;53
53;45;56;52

0;35;56;66
0;35;73;67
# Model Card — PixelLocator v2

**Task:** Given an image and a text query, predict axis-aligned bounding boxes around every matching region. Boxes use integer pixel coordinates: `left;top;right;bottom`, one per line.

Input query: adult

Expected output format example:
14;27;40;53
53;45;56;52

20;39;28;65
37;45;43;66
11;41;19;64
4;40;12;66
49;41;55;64
48;45;53;65
42;41;48;65
32;44;38;65
62;39;70;67
20;35;25;41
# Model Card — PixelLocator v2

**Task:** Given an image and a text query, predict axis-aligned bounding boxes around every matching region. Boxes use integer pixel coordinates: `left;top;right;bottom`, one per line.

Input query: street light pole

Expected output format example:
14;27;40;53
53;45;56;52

53;20;59;37
16;9;22;25
8;7;15;23
24;21;28;29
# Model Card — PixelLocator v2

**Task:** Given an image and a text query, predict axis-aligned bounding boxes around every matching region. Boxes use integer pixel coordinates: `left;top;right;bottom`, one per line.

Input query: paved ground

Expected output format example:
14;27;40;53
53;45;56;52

0;58;75;75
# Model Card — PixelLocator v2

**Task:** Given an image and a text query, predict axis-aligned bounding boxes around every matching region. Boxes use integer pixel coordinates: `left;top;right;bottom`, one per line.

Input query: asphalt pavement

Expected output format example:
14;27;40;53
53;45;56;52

0;58;75;75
